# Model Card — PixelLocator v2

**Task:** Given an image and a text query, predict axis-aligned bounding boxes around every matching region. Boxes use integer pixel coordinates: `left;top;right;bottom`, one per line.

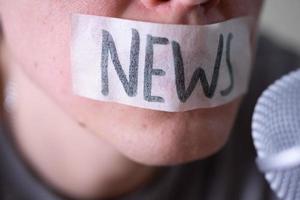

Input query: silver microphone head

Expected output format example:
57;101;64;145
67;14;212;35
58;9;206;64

252;69;300;200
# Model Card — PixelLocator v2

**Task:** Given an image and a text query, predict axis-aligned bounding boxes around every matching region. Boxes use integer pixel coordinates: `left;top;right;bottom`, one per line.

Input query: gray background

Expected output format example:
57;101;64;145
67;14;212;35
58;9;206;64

260;0;300;54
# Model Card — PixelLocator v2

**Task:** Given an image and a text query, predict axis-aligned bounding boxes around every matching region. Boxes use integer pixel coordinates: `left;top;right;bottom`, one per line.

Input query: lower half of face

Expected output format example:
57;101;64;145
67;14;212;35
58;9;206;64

1;0;263;165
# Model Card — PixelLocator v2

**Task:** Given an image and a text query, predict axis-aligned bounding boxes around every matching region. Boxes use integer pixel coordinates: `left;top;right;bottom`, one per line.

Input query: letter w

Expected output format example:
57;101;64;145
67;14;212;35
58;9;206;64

172;34;224;102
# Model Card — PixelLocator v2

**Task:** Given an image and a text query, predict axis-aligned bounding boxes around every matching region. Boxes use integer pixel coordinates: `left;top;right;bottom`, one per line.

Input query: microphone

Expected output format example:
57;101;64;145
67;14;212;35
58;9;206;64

252;68;300;200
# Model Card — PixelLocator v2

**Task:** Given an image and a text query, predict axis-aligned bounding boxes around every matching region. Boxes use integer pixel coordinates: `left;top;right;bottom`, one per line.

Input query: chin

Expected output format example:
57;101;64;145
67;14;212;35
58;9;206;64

91;98;242;166
118;128;231;166
60;92;242;167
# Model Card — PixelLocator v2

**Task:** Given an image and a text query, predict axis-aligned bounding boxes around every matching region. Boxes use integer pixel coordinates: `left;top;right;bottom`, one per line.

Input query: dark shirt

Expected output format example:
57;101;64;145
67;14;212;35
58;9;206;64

1;35;300;200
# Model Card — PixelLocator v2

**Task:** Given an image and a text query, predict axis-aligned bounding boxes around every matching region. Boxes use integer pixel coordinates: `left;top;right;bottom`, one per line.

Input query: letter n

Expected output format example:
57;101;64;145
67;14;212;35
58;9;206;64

101;29;140;97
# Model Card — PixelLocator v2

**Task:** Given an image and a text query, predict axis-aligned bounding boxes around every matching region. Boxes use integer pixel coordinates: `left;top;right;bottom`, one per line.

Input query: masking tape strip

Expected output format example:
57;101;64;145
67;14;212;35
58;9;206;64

71;14;253;112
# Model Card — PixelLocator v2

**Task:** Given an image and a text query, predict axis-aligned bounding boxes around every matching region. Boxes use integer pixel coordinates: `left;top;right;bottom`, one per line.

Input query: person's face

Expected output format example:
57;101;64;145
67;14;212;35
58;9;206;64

0;0;263;165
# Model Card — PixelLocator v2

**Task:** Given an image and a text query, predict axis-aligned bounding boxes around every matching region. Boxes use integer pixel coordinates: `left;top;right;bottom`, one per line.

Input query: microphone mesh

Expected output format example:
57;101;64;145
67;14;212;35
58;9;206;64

252;69;300;200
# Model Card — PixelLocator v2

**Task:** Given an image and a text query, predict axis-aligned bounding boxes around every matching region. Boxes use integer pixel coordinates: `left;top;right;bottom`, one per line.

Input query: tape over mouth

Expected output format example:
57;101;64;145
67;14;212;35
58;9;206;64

71;14;253;112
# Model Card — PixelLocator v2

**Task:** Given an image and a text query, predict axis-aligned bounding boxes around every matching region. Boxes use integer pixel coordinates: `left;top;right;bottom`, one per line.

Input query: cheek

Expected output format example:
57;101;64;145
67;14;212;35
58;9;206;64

216;0;263;19
1;1;130;101
2;3;71;99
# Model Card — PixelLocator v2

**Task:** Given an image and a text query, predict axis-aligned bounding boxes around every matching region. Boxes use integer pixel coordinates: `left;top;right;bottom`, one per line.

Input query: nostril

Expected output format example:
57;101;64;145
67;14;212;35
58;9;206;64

141;0;169;8
181;0;221;7
141;0;219;9
181;0;210;5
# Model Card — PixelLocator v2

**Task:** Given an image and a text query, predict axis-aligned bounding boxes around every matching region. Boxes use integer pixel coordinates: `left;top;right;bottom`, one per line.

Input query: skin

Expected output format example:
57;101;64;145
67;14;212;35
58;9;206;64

0;0;264;199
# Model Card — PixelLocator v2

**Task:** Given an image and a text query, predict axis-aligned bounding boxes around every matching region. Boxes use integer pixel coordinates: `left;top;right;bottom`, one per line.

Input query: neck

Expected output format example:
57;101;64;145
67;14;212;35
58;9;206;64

7;65;158;199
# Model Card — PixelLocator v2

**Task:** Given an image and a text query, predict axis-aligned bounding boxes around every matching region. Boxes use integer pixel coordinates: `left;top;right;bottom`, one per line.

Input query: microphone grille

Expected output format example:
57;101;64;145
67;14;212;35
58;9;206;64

252;69;300;200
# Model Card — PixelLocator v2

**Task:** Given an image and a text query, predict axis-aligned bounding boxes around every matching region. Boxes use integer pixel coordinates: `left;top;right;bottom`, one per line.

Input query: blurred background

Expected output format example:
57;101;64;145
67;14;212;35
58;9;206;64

260;0;300;54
